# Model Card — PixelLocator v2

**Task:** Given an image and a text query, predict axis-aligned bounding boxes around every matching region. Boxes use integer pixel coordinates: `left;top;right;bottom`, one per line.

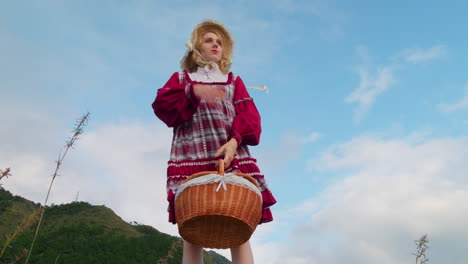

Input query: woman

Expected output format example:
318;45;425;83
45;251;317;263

152;19;276;264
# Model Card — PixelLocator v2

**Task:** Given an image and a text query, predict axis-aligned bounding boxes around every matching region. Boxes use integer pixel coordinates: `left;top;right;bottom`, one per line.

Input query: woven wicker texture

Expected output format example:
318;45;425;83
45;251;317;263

175;160;262;249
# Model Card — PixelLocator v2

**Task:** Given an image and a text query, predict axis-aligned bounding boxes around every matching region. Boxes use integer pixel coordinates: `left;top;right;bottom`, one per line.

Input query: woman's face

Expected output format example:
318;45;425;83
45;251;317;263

198;32;223;64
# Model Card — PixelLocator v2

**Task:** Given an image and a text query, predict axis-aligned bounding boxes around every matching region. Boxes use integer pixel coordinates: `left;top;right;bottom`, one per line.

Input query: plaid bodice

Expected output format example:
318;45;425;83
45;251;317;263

170;72;252;161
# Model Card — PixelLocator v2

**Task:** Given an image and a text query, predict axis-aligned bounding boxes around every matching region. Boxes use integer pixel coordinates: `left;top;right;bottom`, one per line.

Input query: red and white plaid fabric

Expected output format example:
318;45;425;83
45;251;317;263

170;71;252;161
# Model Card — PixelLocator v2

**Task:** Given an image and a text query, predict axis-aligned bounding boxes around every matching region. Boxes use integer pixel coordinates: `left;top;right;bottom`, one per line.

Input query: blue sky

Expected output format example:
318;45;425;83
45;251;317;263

1;1;467;263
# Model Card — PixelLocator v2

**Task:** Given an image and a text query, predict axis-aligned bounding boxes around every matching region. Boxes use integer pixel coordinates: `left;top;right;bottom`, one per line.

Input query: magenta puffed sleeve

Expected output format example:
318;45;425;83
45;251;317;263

231;76;262;146
152;72;200;127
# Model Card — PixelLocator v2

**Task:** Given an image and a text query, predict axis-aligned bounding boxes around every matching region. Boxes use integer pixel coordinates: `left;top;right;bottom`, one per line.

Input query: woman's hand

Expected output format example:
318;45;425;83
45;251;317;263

193;84;225;103
215;138;238;168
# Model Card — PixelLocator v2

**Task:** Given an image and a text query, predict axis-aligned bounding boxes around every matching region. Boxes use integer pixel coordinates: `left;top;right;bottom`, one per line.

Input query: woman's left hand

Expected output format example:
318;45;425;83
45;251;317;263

215;138;238;168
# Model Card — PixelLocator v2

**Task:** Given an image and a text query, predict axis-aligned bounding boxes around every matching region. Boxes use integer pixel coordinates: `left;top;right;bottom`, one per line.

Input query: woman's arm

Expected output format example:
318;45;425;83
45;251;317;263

230;76;262;146
152;72;200;127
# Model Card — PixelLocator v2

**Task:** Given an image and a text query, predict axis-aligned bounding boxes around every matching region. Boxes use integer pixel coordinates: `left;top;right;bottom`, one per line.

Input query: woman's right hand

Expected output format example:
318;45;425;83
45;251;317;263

193;84;225;103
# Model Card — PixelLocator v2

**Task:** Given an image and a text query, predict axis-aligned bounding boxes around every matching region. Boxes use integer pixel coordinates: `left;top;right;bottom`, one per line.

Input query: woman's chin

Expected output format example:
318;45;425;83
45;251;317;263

205;56;221;64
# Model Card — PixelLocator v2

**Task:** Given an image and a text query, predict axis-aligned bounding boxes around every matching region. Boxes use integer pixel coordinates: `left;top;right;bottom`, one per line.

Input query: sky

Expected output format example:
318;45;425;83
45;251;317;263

1;0;467;263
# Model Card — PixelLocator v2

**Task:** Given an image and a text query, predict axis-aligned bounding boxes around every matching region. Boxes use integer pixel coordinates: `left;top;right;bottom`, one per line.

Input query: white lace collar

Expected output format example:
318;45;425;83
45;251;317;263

188;64;228;83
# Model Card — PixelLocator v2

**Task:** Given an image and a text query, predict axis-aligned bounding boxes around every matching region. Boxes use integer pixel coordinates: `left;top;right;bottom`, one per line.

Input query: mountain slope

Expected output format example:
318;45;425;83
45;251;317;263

0;188;231;264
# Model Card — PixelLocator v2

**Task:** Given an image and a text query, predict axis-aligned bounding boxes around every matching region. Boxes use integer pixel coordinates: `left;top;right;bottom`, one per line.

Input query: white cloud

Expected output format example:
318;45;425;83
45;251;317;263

438;84;468;112
254;132;301;174
303;132;321;143
346;65;396;124
402;45;447;64
250;205;314;263
347;44;446;123
283;135;468;264
221;134;468;263
2;120;178;235
255;130;322;178
403;127;433;144
252;241;284;263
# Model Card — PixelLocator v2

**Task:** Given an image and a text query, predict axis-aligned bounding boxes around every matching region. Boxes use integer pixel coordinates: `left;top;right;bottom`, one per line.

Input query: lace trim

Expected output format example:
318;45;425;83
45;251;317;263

175;173;262;201
188;65;228;83
168;172;262;180
168;160;217;167
238;159;256;165
244;172;263;177
168;175;190;179
168;157;257;167
234;97;253;105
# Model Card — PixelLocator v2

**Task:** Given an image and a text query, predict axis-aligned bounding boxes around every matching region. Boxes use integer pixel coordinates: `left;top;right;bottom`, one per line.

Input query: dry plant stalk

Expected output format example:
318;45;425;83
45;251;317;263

24;112;90;264
412;234;429;264
1;168;12;187
10;249;28;264
157;238;183;264
0;208;43;258
1;168;12;180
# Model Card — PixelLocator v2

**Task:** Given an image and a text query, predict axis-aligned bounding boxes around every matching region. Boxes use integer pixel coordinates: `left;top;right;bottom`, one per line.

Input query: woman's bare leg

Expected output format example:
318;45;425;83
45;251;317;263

230;240;254;264
182;240;203;264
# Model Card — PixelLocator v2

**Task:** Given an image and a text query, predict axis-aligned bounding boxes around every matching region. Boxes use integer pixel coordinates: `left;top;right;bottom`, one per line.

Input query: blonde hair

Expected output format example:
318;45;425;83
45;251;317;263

181;20;234;75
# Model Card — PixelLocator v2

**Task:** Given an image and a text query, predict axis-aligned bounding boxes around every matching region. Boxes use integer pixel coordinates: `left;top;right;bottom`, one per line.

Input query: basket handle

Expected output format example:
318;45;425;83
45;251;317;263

217;159;260;188
218;159;224;176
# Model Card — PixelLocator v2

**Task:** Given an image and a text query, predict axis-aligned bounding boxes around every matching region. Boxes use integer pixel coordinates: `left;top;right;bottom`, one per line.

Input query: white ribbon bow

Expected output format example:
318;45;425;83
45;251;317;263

185;40;194;51
214;175;228;192
246;85;269;93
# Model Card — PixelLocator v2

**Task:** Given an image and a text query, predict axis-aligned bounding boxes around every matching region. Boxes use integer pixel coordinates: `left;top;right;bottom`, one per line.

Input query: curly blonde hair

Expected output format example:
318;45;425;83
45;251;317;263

181;20;234;75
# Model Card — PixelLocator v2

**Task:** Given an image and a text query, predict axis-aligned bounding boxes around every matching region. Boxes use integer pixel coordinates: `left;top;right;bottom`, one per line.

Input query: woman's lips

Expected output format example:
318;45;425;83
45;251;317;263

211;50;218;53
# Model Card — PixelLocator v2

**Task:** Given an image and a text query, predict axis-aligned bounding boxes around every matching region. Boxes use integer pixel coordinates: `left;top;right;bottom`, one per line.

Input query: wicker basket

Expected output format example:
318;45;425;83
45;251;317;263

175;159;262;249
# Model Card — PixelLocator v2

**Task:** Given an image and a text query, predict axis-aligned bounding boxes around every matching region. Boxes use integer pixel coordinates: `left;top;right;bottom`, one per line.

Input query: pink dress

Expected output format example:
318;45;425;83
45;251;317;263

152;69;276;224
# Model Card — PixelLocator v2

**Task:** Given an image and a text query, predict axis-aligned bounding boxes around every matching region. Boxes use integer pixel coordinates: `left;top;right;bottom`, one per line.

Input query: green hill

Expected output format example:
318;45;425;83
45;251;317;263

0;188;231;264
